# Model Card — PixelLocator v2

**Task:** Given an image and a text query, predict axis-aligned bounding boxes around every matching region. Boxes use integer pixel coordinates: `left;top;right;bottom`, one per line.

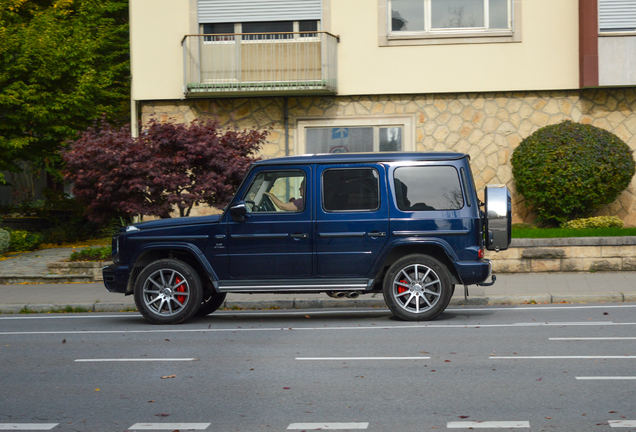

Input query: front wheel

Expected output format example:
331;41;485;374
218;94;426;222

134;259;203;324
382;254;453;321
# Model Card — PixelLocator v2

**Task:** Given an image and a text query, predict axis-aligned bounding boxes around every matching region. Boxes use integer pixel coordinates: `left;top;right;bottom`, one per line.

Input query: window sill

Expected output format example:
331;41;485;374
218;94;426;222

381;30;519;46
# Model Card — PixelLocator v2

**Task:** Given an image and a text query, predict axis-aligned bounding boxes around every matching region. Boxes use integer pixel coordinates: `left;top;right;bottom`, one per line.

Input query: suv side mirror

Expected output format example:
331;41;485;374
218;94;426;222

484;184;511;252
229;201;248;222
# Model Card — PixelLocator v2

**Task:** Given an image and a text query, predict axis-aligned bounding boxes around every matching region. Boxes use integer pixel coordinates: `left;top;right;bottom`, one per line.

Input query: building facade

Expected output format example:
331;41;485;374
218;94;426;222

130;0;636;225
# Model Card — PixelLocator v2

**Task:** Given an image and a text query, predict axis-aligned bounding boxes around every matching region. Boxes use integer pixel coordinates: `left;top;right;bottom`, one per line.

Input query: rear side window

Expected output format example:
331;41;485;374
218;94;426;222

393;166;464;211
323;168;380;212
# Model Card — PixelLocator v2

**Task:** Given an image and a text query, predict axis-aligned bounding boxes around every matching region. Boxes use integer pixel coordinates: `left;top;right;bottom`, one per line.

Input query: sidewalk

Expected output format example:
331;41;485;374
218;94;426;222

1;247;635;314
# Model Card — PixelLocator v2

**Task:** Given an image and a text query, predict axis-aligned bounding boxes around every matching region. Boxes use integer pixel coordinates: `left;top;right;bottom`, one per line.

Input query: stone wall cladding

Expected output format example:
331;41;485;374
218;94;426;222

486;237;636;273
140;88;636;226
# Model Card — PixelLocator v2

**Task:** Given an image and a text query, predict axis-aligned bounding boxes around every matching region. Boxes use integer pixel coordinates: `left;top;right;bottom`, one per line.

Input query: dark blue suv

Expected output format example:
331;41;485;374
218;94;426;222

103;152;511;324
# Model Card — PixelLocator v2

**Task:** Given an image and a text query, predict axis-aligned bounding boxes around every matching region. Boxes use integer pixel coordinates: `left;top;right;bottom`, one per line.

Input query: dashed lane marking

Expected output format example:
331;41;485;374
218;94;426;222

492;356;636;359
128;423;210;430
287;423;369;430
550;337;636;340
577;376;636;380
447;421;530;429
610;420;636;427
75;358;196;362
0;425;58;430
296;356;430;361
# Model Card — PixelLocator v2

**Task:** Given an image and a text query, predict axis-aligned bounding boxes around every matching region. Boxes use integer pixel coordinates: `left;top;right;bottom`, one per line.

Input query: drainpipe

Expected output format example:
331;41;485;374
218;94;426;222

284;97;289;156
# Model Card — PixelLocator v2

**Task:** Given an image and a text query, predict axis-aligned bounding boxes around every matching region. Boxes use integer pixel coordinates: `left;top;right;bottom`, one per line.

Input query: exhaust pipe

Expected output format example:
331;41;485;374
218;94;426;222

327;292;347;298
346;292;360;299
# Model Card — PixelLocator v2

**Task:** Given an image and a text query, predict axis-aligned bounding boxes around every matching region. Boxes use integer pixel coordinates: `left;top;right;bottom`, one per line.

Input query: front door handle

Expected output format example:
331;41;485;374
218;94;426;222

290;233;309;239
368;231;386;237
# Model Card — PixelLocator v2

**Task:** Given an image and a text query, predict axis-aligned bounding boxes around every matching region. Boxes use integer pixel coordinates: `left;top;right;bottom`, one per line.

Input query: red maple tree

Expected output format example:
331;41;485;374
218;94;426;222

62;118;267;222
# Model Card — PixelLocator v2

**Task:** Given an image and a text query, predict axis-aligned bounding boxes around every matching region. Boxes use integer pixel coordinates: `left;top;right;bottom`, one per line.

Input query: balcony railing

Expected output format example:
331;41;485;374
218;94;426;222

182;32;339;97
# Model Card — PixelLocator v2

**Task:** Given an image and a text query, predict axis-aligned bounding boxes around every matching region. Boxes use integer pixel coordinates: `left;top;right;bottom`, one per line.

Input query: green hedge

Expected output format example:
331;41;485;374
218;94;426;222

511;120;635;225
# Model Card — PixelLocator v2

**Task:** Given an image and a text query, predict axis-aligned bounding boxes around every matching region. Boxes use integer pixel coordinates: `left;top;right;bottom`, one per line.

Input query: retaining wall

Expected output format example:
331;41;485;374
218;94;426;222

486;237;636;273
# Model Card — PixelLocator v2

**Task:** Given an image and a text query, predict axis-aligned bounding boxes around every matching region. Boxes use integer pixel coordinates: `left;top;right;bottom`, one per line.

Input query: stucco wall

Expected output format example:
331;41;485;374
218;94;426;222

129;0;579;101
140;87;636;225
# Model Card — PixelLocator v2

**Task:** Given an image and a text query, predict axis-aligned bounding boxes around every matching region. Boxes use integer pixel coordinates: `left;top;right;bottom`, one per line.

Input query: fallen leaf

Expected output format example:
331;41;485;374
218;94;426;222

459;415;469;419
305;315;310;318
545;417;552;419
283;387;291;389
536;378;542;381
148;400;155;403
62;339;66;344
604;312;609;315
161;375;177;379
610;411;618;413
155;413;170;417
445;360;451;363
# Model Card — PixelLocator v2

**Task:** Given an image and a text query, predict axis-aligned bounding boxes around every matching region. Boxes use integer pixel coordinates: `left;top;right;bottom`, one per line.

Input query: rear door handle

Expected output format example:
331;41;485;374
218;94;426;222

368;231;386;237
290;233;309;239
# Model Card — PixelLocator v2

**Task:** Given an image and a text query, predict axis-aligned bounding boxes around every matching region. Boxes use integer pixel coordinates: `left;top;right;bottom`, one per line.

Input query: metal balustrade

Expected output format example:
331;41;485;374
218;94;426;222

182;32;338;96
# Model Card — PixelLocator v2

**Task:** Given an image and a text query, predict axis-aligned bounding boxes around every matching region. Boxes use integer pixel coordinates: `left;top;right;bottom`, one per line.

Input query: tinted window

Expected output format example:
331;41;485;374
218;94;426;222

393;166;464;211
323;168;380;212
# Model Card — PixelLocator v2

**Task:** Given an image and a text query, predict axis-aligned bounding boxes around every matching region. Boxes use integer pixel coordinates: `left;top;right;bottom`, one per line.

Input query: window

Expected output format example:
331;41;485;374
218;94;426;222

390;0;510;33
380;0;519;46
599;0;636;33
306;126;402;154
243;171;305;212
323;169;380;212
202;20;320;41
393;166;464;211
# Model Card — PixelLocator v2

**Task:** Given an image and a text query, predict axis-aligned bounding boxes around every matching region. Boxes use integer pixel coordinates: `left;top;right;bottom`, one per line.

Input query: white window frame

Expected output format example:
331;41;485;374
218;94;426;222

379;0;522;46
296;116;415;155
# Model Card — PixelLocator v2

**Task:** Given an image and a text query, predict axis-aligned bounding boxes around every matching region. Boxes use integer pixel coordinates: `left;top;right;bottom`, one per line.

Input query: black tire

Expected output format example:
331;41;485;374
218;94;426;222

134;259;203;324
196;292;227;316
382;254;453;321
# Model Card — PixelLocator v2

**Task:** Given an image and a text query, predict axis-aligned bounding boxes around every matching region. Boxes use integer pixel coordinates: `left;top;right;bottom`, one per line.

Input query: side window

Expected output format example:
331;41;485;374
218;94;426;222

322;168;380;212
243;170;305;213
393;166;464;211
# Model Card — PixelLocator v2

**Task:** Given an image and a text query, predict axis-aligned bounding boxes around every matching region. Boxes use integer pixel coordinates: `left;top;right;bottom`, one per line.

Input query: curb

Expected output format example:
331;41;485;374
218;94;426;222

0;293;633;315
0;275;94;284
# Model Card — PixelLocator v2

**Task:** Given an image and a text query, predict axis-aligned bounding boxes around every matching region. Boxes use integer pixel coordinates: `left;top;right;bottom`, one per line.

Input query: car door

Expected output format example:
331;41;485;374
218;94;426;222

226;167;312;279
316;164;389;277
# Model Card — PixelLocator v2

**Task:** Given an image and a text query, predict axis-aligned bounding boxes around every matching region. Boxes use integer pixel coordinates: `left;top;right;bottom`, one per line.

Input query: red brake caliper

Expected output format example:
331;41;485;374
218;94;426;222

398;280;408;294
175;276;186;304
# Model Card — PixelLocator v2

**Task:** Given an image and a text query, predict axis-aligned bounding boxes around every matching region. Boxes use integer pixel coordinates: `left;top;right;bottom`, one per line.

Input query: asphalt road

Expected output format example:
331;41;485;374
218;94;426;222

1;304;635;432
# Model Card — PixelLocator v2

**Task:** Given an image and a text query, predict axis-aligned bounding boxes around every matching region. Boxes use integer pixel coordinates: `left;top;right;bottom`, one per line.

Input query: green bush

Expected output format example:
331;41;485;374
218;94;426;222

9;229;44;252
70;246;112;262
560;216;624;229
511;120;636;225
0;228;10;254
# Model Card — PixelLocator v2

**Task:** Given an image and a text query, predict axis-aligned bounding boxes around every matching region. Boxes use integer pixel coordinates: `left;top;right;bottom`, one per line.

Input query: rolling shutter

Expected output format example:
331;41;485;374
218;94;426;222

198;0;322;24
599;0;636;31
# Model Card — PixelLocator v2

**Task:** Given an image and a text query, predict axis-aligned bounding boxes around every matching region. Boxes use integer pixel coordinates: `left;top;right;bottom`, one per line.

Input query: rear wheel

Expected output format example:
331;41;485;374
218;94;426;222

383;254;453;321
134;259;203;324
196;292;227;316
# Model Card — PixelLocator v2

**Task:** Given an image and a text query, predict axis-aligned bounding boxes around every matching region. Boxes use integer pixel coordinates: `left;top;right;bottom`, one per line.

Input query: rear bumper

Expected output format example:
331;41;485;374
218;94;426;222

454;259;492;286
102;264;130;294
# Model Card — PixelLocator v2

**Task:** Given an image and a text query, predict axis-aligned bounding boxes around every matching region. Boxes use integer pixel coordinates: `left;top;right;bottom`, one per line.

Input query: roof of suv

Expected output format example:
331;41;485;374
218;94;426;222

254;152;468;166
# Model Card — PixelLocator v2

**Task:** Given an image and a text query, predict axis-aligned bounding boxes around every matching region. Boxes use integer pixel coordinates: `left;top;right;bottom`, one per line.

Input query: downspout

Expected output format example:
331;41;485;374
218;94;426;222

284;97;289;156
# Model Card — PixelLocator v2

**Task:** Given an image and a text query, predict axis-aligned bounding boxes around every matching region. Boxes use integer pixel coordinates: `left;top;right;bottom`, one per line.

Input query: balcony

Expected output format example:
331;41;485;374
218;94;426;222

182;32;339;97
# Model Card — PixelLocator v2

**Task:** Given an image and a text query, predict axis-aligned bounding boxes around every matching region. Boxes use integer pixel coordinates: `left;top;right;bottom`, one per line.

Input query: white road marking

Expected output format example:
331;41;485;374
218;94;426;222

287;423;369;430
75;358;196;362
1;303;635;321
492;356;636;359
610;420;636;427
129;423;210;430
296;356;430;361
2;321;635;336
0;425;58;430
550;337;636;340
576;376;636;380
447;421;530;428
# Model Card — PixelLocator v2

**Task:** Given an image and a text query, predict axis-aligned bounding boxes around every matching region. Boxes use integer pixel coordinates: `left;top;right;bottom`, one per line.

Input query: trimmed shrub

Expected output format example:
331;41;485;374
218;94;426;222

511;120;636;225
70;246;112;262
561;216;624;229
9;230;44;252
0;229;10;254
